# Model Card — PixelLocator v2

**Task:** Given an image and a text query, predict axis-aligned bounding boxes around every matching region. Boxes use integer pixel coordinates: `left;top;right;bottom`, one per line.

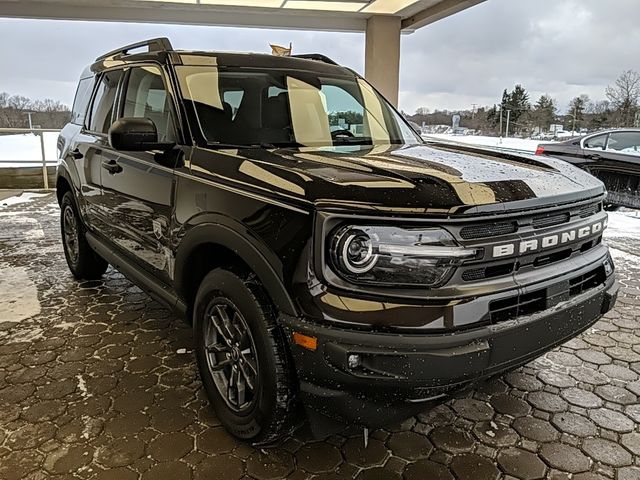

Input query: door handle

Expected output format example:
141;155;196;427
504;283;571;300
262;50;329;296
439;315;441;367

589;154;602;160
70;148;83;160
101;159;123;174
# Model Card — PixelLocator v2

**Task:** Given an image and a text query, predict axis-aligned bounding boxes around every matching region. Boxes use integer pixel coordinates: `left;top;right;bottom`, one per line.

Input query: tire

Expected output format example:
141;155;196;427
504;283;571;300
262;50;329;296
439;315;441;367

60;191;108;280
193;268;297;444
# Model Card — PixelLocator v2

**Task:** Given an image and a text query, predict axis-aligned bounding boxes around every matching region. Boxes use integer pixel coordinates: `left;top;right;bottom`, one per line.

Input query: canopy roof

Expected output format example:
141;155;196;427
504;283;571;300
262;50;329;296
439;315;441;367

0;0;485;32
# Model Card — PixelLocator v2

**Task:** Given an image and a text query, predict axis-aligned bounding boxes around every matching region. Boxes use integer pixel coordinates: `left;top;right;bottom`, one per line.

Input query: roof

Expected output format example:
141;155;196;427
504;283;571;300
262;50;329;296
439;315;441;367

0;0;486;32
85;37;356;76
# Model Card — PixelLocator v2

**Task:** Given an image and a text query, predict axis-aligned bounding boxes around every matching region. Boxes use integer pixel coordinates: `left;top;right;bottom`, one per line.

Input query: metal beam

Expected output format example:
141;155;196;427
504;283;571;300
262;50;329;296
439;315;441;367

0;1;368;32
402;0;485;30
0;0;484;32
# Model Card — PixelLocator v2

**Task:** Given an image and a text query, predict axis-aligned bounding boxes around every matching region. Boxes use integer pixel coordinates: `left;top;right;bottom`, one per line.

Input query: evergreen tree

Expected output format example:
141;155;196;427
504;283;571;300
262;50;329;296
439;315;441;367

531;95;557;132
568;94;590;130
497;85;531;134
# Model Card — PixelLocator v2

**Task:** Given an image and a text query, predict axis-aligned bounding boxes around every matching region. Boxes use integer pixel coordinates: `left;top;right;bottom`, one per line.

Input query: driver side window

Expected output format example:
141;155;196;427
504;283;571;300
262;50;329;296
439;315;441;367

123;66;176;143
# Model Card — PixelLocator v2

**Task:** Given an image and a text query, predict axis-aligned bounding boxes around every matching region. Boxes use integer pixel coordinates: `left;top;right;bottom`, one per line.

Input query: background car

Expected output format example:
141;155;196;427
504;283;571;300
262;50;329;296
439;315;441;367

536;128;640;209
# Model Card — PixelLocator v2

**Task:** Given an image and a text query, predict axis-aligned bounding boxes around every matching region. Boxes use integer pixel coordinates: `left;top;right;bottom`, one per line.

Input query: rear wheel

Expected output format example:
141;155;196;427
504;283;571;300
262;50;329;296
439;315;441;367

60;191;108;279
193;268;297;444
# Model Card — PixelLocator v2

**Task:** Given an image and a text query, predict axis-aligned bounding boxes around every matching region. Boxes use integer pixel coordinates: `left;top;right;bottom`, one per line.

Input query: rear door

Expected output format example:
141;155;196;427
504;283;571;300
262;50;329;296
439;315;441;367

596;131;640;207
581;132;609;161
99;64;179;283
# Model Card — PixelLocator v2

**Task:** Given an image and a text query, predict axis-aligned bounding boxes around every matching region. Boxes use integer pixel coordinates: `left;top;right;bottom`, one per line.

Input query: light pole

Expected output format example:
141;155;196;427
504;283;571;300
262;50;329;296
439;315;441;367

23;111;35;131
505;109;512;138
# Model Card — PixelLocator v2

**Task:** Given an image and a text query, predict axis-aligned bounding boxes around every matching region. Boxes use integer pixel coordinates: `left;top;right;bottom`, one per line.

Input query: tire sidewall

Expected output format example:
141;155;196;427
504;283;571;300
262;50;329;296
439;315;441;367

60;192;81;272
194;270;281;441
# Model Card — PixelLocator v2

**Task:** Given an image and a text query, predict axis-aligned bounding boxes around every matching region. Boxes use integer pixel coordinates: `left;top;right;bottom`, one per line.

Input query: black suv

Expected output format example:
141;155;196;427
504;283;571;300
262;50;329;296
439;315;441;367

57;38;618;444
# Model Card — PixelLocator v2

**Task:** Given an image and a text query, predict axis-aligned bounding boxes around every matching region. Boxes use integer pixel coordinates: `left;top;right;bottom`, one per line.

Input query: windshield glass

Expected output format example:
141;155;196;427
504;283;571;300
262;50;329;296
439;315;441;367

176;65;420;148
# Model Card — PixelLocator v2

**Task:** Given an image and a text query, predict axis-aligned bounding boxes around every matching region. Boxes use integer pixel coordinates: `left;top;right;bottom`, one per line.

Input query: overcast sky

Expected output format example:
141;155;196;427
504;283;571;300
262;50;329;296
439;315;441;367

0;0;638;114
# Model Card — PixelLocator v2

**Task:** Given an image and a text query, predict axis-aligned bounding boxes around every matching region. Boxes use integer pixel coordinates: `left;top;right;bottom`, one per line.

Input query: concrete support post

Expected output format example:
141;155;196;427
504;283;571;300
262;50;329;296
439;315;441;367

365;15;401;107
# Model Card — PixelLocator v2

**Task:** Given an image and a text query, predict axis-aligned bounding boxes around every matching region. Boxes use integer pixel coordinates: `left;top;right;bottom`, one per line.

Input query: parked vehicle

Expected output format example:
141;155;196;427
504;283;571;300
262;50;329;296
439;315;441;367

57;38;618;444
537;129;640;209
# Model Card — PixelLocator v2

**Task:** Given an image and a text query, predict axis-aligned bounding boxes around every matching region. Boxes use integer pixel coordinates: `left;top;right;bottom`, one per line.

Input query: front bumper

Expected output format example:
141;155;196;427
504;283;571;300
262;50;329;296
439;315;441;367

282;260;618;428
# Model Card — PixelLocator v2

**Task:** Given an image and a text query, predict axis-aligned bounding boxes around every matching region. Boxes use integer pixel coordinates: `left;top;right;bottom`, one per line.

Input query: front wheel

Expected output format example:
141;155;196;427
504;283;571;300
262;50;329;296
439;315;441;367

193;268;297;444
60;191;108;280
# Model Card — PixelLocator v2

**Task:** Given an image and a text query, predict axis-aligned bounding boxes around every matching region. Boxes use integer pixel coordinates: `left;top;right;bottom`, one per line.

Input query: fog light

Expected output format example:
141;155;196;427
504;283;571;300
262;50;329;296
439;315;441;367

347;354;361;369
604;258;613;276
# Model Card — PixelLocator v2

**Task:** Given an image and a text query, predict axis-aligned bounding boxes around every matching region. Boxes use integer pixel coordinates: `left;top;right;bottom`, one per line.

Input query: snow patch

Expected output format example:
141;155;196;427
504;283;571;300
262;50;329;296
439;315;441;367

0;265;41;322
0;191;50;208
424;134;546;154
77;374;92;398
605;211;640;238
609;247;640;265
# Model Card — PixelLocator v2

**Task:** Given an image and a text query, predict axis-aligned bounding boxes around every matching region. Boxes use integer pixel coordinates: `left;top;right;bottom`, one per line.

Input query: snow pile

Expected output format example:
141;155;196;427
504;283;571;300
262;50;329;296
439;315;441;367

424;134;549;154
605;210;640;238
0;132;59;166
1;191;50;208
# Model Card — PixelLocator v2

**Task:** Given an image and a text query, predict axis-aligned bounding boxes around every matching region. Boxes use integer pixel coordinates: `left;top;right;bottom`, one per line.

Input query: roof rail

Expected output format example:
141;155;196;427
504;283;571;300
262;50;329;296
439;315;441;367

292;53;340;66
96;37;174;62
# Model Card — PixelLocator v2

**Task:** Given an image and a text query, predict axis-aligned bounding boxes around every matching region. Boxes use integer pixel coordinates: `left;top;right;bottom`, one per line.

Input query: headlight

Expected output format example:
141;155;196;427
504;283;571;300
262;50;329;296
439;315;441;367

329;225;477;287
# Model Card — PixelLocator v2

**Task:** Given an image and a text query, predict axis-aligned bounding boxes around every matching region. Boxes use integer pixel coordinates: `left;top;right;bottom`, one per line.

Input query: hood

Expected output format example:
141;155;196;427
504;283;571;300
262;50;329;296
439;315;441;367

191;143;605;216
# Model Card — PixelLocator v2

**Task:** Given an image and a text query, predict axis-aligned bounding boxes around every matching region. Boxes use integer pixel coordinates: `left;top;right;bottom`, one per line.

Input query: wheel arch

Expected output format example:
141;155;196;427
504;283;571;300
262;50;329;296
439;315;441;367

174;222;298;319
56;166;74;205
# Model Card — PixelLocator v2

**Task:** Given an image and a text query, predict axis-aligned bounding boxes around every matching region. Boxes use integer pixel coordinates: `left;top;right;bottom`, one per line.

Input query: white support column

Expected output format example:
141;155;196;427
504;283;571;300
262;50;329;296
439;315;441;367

365;15;401;107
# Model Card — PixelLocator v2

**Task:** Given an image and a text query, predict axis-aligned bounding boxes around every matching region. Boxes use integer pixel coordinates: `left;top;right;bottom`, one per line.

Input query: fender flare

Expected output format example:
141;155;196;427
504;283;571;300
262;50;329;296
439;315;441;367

174;221;298;317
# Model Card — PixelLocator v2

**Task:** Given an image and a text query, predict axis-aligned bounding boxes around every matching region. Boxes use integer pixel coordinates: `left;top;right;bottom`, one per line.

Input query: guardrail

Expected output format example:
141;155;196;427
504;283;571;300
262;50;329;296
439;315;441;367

0;128;60;189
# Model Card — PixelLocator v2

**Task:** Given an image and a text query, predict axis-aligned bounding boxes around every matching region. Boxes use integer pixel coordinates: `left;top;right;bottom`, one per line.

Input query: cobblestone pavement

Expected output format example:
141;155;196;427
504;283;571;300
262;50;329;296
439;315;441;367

1;192;640;480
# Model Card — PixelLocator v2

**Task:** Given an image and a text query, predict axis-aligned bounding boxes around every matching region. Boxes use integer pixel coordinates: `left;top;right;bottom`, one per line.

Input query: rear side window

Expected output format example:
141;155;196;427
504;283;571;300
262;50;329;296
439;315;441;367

71;77;95;125
584;134;607;150
89;70;123;133
606;132;640;155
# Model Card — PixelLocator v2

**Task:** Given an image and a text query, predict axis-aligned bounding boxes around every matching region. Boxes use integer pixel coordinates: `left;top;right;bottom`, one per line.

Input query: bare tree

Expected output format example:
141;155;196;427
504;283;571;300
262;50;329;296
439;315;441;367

606;70;640;127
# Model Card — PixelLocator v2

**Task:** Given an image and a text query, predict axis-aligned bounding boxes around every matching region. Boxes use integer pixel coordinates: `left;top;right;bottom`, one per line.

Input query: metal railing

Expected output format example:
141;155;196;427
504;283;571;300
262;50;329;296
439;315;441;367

0;128;61;189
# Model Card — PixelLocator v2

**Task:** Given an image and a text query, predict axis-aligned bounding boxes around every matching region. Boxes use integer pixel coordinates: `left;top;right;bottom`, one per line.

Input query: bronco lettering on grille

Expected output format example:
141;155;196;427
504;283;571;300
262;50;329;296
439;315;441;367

491;220;605;259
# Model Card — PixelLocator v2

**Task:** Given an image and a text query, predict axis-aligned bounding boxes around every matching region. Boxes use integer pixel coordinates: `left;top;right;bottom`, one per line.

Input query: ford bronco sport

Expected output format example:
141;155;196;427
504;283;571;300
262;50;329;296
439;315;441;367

57;38;618;444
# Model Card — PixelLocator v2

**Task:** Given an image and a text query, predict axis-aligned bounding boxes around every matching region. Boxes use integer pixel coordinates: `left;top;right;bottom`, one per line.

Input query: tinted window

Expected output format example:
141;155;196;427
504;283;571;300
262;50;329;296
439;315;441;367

71;77;95;125
584;134;607;150
176;66;420;147
89;70;123;133
122;66;175;142
606;132;640;155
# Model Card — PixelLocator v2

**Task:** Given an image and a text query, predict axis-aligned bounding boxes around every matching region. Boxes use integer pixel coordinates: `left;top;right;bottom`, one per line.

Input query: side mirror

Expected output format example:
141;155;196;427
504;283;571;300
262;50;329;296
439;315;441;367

108;117;174;152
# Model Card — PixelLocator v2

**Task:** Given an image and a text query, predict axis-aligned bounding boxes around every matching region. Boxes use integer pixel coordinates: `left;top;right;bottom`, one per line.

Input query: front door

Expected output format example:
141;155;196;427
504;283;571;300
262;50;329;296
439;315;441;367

99;65;180;284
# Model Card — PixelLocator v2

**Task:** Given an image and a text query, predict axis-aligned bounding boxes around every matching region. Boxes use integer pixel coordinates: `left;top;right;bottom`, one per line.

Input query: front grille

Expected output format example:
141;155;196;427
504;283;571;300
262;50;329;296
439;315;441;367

488;266;606;323
532;212;570;229
460;222;517;240
579;203;601;218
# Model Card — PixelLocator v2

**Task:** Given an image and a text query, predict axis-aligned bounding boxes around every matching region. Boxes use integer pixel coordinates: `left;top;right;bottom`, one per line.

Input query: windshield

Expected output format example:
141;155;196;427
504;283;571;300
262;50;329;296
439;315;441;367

176;65;421;148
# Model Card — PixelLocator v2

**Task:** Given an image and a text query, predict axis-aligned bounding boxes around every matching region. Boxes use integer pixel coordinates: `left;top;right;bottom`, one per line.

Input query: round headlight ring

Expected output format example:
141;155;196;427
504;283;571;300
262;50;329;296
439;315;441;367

336;228;378;274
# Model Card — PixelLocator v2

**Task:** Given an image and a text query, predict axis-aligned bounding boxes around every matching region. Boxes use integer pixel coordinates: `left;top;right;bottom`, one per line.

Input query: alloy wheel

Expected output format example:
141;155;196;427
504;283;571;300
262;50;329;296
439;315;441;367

203;299;259;412
63;205;79;264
